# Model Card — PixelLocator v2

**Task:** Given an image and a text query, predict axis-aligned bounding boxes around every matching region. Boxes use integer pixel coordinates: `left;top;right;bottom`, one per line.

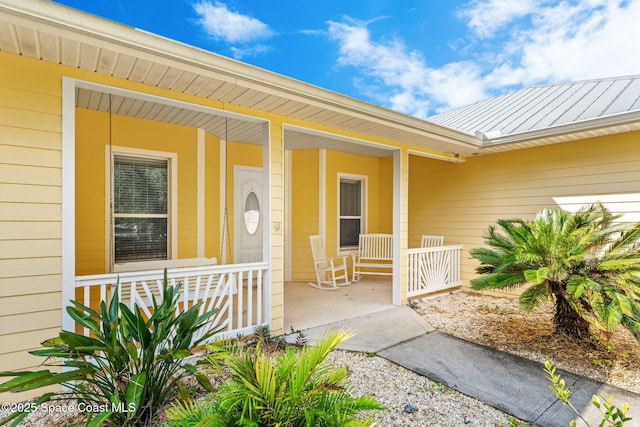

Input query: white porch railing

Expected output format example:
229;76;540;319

407;245;463;298
73;262;269;341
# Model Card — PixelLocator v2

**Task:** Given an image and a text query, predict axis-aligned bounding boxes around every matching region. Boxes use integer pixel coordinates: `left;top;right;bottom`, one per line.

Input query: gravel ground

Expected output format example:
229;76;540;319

6;290;638;426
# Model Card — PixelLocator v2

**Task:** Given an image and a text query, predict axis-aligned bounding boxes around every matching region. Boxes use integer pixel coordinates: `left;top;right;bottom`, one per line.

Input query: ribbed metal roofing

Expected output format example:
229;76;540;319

427;75;640;138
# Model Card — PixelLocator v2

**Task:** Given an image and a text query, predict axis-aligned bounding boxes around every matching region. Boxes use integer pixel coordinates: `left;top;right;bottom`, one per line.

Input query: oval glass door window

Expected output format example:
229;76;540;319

244;191;260;235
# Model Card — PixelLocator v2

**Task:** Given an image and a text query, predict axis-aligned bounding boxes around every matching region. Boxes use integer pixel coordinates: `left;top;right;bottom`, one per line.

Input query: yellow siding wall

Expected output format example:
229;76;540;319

0;53;64;397
408;133;640;289
378;156;394;234
291;150;320;281
76;109;205;274
205;132;221;258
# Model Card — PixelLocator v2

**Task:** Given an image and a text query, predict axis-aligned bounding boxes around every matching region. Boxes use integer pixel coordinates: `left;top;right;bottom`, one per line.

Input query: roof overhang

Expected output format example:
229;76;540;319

0;0;482;159
477;110;640;154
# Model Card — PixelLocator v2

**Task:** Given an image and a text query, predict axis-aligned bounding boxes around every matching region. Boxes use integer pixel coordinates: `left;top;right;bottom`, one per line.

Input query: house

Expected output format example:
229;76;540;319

1;0;639;402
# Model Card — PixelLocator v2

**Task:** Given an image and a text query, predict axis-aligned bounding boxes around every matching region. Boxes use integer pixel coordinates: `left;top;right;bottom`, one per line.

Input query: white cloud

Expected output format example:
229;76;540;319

456;0;541;38
230;44;272;60
325;0;640;116
193;1;274;44
456;0;640;88
327;19;487;117
494;0;640;84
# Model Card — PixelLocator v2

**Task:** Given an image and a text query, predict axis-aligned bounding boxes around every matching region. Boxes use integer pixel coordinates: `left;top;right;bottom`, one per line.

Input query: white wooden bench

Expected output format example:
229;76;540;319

421;235;444;248
352;233;393;282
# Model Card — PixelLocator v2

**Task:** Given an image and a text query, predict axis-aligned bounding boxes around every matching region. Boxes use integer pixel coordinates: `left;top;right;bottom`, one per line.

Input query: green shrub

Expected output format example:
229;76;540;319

165;327;384;427
0;270;219;426
545;361;632;426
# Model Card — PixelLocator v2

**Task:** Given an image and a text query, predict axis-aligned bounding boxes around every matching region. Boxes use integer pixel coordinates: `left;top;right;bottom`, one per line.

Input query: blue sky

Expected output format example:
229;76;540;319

54;0;640;118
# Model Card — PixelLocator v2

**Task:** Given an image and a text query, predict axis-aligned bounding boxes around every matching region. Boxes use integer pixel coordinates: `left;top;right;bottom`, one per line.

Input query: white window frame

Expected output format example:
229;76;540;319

105;145;178;273
337;173;367;253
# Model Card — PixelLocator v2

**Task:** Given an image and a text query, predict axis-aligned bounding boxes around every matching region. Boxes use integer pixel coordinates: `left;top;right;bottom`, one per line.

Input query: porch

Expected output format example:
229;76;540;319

66;78;466;343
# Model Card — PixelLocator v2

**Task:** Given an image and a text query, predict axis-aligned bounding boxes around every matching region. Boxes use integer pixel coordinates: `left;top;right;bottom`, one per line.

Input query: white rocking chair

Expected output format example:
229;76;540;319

309;235;351;290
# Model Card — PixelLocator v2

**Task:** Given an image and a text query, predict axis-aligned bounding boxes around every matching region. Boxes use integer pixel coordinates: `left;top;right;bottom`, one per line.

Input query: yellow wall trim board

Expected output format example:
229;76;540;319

319;149;326;239
284;149;292;281
197;128;205;258
219;138;227;263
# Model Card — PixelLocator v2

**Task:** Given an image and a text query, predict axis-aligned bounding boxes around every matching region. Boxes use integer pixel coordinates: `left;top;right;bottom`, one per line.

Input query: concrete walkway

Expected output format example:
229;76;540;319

297;306;640;427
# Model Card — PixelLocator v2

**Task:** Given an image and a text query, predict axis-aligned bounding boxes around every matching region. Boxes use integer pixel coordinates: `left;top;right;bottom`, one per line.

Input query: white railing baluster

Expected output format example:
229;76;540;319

82;285;91;336
247;269;254;329
208;273;227;316
227;273;234;332
257;270;262;324
193;275;202;311
183;275;190;312
99;285;106;307
200;273;218;316
129;281;137;311
138;281;154;319
237;271;244;330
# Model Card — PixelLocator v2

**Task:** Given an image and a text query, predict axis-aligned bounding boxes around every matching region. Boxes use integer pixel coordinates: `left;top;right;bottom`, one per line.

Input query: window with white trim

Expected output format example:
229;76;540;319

339;176;365;250
113;155;169;263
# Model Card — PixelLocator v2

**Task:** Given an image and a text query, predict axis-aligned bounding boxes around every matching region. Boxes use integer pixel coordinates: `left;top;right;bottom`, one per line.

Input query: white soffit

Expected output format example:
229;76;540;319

284;125;396;158
75;86;265;145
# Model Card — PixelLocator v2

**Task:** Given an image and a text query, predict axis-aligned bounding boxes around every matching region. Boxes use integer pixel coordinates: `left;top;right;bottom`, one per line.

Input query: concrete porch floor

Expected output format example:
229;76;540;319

283;277;395;332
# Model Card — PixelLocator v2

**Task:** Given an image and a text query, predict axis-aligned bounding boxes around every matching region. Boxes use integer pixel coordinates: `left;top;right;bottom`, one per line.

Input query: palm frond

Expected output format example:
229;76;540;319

519;283;550;312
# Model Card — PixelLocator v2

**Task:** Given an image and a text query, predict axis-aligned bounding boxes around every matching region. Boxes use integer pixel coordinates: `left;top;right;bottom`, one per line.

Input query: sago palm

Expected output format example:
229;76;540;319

169;327;384;427
470;204;640;341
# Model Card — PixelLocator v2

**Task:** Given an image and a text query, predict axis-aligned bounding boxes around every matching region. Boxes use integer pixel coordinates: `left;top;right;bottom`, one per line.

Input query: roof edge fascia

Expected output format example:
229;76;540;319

481;110;640;146
0;0;480;149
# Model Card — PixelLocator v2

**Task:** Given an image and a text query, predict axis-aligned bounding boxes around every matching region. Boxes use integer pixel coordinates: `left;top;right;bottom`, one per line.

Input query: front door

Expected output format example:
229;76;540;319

234;166;263;263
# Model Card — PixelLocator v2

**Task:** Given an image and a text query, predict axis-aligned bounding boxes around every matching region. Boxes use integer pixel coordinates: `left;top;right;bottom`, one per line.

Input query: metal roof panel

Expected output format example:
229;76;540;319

428;76;640;138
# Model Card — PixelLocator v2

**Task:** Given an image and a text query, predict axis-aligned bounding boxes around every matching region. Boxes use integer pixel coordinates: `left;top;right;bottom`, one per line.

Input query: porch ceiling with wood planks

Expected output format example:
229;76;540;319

0;0;480;158
75;86;396;158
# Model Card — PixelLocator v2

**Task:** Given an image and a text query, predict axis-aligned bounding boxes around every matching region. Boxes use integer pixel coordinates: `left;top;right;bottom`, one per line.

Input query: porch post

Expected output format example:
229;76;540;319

61;77;76;333
392;148;408;306
265;119;284;334
197;129;205;258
